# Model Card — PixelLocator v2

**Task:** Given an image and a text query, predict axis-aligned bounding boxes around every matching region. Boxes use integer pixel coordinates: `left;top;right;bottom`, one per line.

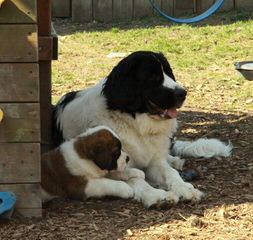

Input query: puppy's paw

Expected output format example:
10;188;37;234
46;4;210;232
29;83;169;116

171;182;204;203
127;168;145;179
167;156;185;170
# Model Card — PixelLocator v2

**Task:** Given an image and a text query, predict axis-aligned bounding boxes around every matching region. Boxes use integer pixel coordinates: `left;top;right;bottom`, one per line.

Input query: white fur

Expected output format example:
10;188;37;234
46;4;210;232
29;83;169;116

163;72;181;89
85;178;134;199
172;138;233;158
56;79;205;206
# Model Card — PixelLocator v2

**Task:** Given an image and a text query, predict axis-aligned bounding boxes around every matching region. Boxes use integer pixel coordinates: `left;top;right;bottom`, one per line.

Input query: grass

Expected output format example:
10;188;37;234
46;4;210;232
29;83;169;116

52;10;253;113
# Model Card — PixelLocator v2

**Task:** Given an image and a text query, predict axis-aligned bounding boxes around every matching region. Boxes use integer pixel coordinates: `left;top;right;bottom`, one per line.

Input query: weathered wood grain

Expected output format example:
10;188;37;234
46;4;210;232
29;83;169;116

0;103;40;142
0;184;41;209
218;0;234;12
0;143;40;183
72;0;93;22
161;0;174;16
93;0;113;22
200;0;214;11
0;0;37;23
52;0;70;17
0;25;38;62
235;0;253;9
113;0;133;20
17;208;42;217
133;0;154;18
0;64;39;102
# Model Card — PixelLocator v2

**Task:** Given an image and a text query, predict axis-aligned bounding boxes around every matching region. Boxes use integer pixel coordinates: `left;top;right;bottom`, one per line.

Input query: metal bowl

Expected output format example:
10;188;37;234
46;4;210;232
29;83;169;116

234;61;253;81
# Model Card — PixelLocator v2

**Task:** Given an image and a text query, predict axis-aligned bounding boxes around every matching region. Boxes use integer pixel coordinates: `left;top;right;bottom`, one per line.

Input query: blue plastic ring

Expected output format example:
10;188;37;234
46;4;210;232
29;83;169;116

149;0;225;23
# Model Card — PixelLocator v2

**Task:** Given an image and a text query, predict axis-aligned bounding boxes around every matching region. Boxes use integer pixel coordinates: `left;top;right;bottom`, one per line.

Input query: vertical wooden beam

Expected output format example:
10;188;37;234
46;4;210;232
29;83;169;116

72;0;93;22
93;0;113;22
39;61;53;150
37;0;51;36
113;0;133;20
37;0;53;151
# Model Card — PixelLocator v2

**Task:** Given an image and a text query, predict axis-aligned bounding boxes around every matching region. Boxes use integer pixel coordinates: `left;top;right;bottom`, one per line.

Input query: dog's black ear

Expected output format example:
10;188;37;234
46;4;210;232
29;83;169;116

102;57;145;117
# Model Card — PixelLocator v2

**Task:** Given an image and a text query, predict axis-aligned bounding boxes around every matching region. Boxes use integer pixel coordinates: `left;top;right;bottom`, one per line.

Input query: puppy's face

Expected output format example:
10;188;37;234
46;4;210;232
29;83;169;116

75;127;129;171
102;51;187;119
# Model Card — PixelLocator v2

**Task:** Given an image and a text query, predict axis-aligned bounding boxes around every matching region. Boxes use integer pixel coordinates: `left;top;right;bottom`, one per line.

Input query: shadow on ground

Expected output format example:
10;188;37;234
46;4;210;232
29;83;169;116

1;109;252;240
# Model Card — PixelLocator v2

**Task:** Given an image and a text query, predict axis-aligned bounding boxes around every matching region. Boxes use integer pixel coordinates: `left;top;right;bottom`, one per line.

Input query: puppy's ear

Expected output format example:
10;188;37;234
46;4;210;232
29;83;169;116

92;146;117;171
102;58;144;117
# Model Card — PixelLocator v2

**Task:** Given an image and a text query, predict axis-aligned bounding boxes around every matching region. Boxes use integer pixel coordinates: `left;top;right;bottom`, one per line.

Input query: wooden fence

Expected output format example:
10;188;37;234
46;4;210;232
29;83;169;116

52;0;253;22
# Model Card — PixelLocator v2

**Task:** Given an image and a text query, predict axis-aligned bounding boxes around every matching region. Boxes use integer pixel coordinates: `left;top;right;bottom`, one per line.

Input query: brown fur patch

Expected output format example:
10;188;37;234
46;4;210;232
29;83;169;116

41;149;88;200
74;129;121;170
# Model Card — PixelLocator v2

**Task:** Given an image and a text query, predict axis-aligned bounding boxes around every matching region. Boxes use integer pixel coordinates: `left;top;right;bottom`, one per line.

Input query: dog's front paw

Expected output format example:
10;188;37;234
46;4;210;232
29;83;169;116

141;189;179;209
167;155;185;170
171;182;204;203
127;168;145;179
119;183;134;199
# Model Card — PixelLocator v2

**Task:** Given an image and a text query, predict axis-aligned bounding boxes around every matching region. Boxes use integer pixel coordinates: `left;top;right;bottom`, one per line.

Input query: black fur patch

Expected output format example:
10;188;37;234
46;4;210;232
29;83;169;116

52;91;79;147
58;91;79;110
102;51;181;117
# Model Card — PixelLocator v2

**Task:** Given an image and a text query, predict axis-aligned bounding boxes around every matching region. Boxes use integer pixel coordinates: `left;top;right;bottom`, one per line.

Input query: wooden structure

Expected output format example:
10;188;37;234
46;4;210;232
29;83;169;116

52;0;253;22
0;0;57;217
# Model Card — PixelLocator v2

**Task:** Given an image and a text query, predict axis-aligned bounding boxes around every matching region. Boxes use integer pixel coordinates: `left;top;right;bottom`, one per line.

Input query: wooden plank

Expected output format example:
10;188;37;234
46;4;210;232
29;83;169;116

72;0;92;22
133;0;153;18
162;0;174;16
0;103;40;142
93;0;113;22
0;64;39;102
37;0;51;36
0;25;38;63
52;0;70;17
0;0;37;23
0;184;41;209
174;0;194;16
235;0;253;10
176;0;194;9
17;208;42;218
200;0;214;12
218;0;234;12
0;143;40;183
113;0;133;20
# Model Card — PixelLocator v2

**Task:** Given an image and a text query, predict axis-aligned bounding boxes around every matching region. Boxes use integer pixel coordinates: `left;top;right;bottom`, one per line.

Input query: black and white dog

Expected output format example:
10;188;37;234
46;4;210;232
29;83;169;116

53;51;232;207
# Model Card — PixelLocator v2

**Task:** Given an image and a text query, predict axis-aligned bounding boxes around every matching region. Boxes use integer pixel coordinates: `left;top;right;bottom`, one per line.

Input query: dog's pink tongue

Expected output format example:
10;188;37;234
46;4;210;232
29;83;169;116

165;108;178;118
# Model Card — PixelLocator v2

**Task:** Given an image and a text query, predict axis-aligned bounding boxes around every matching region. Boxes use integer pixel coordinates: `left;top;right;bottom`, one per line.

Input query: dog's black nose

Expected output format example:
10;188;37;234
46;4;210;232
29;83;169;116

126;156;130;163
175;87;187;100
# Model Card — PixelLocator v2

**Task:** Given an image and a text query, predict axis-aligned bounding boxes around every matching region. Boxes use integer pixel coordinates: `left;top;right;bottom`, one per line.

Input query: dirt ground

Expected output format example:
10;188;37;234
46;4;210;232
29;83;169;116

1;106;253;240
1;15;253;240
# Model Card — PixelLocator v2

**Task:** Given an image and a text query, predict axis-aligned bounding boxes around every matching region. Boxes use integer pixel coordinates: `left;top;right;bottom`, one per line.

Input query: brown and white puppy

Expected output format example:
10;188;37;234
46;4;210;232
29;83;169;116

41;126;145;202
